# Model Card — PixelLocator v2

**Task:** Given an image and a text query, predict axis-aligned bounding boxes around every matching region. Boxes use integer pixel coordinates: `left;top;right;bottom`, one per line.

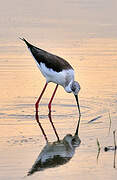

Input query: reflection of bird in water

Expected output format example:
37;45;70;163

27;134;81;176
20;38;81;141
28;104;81;176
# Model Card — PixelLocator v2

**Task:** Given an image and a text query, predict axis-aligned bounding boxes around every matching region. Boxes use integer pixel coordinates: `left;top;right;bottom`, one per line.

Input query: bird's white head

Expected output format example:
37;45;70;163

71;81;80;95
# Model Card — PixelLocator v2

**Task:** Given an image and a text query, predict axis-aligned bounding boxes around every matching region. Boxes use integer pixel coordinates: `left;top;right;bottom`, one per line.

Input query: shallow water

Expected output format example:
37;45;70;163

0;0;117;179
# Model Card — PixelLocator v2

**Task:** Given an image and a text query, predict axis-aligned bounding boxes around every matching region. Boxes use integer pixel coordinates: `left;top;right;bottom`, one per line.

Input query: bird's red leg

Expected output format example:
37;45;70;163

48;84;60;141
35;82;48;116
48;84;58;115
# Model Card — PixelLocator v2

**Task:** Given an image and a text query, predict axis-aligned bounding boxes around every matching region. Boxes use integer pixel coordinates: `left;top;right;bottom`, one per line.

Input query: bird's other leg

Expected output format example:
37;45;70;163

35;112;48;143
48;84;60;141
48;84;58;116
35;82;48;116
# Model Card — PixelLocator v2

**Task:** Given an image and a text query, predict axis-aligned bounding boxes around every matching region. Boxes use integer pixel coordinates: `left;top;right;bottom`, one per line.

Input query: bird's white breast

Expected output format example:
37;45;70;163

37;62;74;88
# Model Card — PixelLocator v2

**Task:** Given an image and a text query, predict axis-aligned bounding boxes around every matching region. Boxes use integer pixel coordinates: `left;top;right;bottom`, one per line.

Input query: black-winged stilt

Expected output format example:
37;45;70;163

20;38;81;140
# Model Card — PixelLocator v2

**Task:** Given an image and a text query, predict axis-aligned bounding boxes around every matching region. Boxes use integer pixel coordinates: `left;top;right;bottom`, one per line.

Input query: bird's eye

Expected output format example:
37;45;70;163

71;85;75;92
72;138;76;144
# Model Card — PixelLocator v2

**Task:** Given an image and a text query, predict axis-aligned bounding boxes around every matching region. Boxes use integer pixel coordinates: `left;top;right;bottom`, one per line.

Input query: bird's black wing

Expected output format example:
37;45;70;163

21;38;73;72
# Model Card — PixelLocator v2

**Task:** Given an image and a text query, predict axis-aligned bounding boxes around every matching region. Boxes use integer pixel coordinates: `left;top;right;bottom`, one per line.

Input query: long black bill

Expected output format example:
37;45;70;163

74;95;81;136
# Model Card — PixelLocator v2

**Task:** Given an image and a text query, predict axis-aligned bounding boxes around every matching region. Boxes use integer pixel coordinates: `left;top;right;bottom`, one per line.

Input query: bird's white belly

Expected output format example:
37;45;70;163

38;62;74;87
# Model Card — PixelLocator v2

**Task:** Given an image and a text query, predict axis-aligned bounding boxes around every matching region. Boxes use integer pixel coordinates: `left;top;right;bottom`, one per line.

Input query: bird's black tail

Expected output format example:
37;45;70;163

19;37;32;48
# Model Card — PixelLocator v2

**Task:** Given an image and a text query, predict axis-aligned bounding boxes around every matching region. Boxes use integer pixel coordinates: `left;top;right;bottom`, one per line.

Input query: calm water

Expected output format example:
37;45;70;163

0;0;117;179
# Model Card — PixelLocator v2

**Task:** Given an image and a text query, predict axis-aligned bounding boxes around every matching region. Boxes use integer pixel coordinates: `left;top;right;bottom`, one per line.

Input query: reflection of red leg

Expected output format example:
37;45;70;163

35;82;48;115
48;84;60;141
48;113;60;141
35;113;48;143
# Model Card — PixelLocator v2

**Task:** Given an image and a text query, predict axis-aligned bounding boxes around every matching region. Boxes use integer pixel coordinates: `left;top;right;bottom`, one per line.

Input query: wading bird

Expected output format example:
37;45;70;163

20;38;81;141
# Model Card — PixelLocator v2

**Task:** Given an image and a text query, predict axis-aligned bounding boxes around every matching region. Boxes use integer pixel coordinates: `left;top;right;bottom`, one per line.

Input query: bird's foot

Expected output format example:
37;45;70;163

48;110;51;118
48;105;52;116
35;111;39;123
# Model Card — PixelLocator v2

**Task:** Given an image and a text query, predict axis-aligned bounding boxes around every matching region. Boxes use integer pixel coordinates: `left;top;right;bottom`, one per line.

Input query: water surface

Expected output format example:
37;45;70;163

0;0;117;179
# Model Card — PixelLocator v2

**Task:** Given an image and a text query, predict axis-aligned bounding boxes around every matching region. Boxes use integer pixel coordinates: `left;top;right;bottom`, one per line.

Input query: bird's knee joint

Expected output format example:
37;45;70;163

48;103;51;110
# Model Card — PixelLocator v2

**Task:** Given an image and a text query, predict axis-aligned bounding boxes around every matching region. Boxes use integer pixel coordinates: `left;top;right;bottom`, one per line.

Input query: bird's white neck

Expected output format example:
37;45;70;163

64;82;73;93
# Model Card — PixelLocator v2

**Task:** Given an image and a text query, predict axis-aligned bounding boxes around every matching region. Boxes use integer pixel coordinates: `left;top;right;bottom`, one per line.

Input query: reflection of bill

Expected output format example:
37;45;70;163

27;134;81;176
